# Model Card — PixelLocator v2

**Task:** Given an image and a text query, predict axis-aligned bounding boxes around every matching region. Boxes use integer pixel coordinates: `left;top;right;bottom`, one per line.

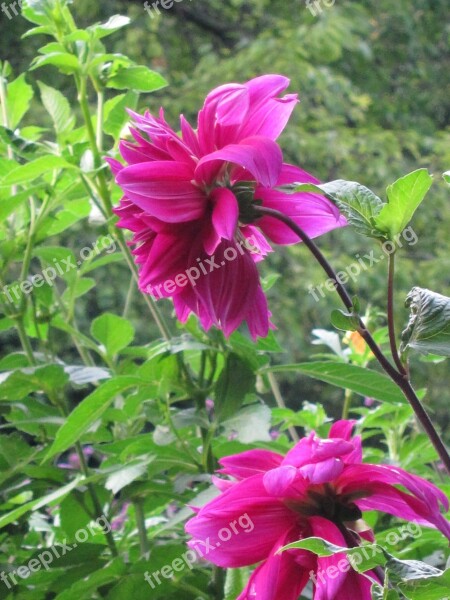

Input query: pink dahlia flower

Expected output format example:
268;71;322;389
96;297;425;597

108;75;345;339
185;420;450;600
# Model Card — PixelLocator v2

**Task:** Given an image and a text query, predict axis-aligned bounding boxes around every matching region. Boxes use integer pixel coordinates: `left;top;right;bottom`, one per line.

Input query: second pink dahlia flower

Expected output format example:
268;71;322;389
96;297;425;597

108;75;345;338
185;420;450;600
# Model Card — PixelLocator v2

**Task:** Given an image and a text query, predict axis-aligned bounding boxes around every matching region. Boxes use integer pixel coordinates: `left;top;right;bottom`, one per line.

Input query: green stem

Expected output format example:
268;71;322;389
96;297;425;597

267;371;299;442
387;252;407;375
254;206;450;474
15;318;35;365
212;565;226;600
74;440;118;557
96;90;104;153
342;388;353;420
134;500;149;557
0;72;13;161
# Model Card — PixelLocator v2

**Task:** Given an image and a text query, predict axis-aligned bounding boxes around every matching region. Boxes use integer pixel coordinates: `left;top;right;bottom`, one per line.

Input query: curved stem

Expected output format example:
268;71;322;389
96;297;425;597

254;206;450;474
387;252;407;375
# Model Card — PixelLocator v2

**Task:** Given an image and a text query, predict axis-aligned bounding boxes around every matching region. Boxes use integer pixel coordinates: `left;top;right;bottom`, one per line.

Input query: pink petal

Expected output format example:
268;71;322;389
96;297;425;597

337;464;450;540
329;420;357;441
300;458;345;485
308;516;379;600
237;527;310;600
263;466;299;496
190;240;270;338
211;187;239;241
185;475;295;568
116;161;207;222
219;449;284;479
195;136;283;188
283;433;355;468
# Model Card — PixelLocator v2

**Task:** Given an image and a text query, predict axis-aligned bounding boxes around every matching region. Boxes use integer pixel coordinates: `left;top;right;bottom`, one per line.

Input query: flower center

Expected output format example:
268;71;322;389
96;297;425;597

286;484;363;525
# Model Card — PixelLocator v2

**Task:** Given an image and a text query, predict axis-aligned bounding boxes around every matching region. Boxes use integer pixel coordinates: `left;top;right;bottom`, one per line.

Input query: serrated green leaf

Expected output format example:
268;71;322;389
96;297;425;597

0;155;73;186
401;287;450;357
103;91;139;139
375;169;433;238
295;179;386;239
265;362;407;403
38;81;76;136
397;568;450;599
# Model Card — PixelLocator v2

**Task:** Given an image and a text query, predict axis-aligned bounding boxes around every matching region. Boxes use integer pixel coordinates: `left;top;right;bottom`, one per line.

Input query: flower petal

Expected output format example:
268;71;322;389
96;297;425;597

185;475;295;568
116;161;207;222
195;136;283;188
283;432;355;468
211;187;239;241
237;527;310;600
219;449;284;480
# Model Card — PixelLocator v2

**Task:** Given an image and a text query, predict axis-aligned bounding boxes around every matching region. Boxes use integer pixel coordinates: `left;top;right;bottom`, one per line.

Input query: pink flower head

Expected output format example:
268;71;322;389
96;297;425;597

108;75;345;339
185;420;450;600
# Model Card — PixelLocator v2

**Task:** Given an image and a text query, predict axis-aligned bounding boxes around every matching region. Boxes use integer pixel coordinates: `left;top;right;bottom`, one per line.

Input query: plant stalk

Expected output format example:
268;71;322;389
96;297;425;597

254;206;450;474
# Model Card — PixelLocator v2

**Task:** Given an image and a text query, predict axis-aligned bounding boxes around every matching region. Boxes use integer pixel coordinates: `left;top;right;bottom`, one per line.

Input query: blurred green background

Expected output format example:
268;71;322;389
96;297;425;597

1;0;449;428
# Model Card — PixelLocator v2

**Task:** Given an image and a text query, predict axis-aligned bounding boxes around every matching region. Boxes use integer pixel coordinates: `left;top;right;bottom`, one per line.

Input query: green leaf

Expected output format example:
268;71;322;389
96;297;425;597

7;74;34;128
265;362;407;403
38;81;76;136
374;169;433;238
215;353;256;419
222;403;272;443
21;0;55;26
30;52;80;74
400;287;450;357
103;91;139;139
0;155;73;186
330;309;359;332
0;476;83;529
443;171;450;186
105;458;152;494
0;183;45;220
44;376;142;460
224;568;248;600
295;180;386;239
106;66;168;93
90;15;131;39
91;313;135;356
279;537;388;573
397;568;450;599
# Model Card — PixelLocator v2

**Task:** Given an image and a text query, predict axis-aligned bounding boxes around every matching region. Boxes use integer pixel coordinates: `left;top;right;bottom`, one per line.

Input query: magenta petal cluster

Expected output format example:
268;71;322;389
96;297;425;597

185;421;450;600
108;75;345;339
